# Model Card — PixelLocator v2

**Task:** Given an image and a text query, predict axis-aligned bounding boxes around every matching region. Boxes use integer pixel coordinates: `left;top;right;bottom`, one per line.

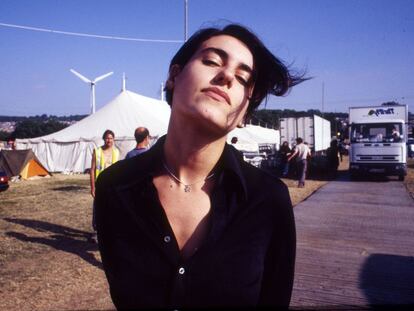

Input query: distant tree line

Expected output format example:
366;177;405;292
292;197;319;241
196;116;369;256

1;103;411;141
0;114;87;122
11;119;68;139
0;114;87;140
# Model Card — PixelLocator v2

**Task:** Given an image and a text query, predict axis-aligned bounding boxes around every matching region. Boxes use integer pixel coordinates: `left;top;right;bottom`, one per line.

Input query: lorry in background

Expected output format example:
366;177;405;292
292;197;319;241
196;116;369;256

348;104;408;180
280;115;331;152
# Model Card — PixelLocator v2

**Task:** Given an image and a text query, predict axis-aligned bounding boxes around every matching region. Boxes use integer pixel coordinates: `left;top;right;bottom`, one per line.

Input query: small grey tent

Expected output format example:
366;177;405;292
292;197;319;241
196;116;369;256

0;149;51;179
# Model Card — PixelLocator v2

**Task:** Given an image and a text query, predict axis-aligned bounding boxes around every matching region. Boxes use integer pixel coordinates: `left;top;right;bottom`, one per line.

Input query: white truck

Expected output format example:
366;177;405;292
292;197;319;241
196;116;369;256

280;115;331;152
349;104;408;180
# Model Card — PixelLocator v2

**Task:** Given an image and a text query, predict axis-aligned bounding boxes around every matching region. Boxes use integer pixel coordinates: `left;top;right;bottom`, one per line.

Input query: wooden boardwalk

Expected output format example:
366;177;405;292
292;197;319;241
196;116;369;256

291;175;414;308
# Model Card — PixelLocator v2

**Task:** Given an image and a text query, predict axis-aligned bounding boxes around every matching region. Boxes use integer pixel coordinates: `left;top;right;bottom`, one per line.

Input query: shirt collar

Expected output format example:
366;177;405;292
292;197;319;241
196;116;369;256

129;135;248;200
219;143;249;201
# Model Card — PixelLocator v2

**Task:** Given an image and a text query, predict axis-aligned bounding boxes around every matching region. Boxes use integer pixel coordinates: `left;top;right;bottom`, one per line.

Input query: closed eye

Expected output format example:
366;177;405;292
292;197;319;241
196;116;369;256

236;74;253;87
202;59;221;66
236;75;248;86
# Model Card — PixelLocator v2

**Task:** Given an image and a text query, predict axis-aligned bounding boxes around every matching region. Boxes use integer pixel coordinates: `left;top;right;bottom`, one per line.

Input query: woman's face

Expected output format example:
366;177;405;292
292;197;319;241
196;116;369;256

169;35;254;136
104;134;114;148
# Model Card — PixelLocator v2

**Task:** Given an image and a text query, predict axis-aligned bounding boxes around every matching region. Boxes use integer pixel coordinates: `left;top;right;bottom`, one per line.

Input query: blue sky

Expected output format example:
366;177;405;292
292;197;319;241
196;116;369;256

1;0;413;116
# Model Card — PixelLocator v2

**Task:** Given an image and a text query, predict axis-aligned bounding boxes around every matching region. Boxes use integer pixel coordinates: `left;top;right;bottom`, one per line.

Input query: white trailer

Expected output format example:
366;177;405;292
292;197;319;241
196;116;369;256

280;115;331;152
348;104;408;180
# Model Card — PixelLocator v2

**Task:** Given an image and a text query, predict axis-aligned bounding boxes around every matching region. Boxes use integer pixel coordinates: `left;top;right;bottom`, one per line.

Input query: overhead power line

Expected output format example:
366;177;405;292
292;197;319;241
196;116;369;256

0;22;184;43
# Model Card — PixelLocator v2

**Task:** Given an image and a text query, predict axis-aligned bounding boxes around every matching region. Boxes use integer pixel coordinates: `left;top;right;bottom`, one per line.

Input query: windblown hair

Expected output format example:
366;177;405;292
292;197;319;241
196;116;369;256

165;24;308;116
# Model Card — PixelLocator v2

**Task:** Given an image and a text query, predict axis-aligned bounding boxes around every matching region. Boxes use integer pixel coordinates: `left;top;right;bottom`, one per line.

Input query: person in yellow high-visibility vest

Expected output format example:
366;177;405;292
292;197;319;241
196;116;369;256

89;129;119;242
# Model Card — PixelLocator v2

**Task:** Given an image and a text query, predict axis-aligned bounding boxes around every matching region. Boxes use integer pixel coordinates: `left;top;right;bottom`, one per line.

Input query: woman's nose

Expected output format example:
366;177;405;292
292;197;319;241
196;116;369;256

213;68;234;87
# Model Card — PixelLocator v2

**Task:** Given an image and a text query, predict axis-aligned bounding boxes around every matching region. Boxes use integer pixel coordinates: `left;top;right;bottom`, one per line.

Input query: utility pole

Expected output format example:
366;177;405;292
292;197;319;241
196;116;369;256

184;0;188;42
322;81;326;146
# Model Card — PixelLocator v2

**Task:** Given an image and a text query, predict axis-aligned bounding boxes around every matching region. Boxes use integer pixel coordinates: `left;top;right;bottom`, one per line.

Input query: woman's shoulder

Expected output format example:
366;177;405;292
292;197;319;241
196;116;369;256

239;160;289;197
237;162;293;222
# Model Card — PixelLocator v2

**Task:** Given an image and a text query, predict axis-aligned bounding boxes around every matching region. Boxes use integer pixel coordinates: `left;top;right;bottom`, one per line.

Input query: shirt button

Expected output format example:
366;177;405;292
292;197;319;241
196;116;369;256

178;267;185;275
163;235;171;243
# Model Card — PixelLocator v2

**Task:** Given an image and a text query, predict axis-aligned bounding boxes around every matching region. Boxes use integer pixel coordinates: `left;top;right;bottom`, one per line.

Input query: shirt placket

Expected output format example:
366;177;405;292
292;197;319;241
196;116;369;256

169;262;188;308
146;183;188;307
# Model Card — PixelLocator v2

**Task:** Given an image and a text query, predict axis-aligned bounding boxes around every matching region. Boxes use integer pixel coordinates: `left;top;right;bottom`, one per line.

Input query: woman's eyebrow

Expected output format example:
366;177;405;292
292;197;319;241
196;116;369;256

200;47;253;74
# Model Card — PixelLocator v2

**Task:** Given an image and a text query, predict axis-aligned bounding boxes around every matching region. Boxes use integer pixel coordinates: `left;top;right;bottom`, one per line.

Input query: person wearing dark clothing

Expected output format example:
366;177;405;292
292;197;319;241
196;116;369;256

96;136;295;309
96;23;306;309
327;139;340;178
279;141;291;177
338;142;344;162
125;127;150;159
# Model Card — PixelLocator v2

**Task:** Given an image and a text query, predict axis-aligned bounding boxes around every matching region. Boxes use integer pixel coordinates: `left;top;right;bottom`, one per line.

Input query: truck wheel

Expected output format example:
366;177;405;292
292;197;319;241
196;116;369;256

398;175;405;181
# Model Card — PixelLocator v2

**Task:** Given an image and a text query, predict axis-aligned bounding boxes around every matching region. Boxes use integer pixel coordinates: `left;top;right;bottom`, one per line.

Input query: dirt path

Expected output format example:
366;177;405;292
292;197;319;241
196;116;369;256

0;175;114;310
291;166;414;307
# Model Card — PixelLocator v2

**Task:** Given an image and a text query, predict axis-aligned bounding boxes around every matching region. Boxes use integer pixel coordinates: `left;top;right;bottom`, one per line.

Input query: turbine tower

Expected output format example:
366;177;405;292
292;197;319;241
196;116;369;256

70;69;113;114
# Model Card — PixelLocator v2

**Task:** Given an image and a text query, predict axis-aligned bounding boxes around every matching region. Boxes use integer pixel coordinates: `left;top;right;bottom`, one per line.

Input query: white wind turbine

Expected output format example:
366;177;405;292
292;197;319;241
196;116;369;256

70;69;113;114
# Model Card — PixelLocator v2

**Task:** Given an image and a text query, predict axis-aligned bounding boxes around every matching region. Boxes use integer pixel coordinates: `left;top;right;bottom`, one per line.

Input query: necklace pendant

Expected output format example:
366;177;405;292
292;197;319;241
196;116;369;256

184;185;191;192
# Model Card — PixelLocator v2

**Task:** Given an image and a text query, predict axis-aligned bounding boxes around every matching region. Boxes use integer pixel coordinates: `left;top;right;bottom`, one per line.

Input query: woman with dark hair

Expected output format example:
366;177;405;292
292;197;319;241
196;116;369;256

95;24;307;309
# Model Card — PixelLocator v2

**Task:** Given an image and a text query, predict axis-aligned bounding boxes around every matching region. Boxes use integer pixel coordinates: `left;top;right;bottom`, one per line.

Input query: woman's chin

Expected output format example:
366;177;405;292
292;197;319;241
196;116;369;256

174;104;240;137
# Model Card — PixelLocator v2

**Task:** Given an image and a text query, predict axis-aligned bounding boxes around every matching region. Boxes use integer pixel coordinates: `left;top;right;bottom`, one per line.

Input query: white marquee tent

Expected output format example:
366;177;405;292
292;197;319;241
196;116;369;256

228;124;280;152
16;90;171;172
16;89;280;173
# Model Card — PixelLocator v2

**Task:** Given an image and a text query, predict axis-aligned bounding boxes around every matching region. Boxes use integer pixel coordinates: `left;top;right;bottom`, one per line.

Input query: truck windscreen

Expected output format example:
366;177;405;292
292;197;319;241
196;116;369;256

350;123;403;143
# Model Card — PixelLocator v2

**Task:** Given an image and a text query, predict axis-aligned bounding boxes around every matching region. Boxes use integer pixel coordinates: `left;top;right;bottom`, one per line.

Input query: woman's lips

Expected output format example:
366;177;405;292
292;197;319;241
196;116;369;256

201;87;231;105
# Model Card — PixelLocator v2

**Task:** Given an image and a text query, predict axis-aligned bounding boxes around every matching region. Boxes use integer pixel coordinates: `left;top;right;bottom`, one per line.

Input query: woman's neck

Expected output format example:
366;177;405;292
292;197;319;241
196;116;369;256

163;122;227;184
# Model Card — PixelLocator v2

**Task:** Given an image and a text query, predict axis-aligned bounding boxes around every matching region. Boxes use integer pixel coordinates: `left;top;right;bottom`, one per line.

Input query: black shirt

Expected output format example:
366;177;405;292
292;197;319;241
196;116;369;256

95;136;296;310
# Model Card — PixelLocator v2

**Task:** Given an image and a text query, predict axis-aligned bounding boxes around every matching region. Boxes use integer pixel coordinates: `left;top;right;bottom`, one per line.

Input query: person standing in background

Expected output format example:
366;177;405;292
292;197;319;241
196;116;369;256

89;129;119;242
279;141;292;177
125;127;150;159
326;139;340;178
287;137;311;187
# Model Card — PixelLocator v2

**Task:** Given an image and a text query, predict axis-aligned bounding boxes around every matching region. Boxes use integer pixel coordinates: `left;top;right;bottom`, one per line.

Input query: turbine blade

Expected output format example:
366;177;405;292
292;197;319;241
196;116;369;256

70;69;91;83
94;71;114;83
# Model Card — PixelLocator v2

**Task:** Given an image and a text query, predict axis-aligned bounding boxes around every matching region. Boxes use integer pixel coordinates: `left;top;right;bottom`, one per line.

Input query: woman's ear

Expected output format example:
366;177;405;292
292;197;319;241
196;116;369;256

237;115;246;128
166;64;181;90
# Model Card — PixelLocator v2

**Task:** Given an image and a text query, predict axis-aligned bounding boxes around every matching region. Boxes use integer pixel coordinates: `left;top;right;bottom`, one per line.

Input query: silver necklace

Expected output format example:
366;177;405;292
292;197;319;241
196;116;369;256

162;161;215;192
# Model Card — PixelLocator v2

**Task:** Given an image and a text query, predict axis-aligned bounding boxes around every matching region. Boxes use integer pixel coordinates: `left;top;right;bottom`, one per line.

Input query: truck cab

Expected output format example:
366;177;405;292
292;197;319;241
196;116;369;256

349;105;407;180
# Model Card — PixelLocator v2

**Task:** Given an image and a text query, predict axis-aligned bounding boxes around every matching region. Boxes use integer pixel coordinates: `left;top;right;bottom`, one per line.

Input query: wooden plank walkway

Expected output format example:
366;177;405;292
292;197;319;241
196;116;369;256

291;176;414;308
